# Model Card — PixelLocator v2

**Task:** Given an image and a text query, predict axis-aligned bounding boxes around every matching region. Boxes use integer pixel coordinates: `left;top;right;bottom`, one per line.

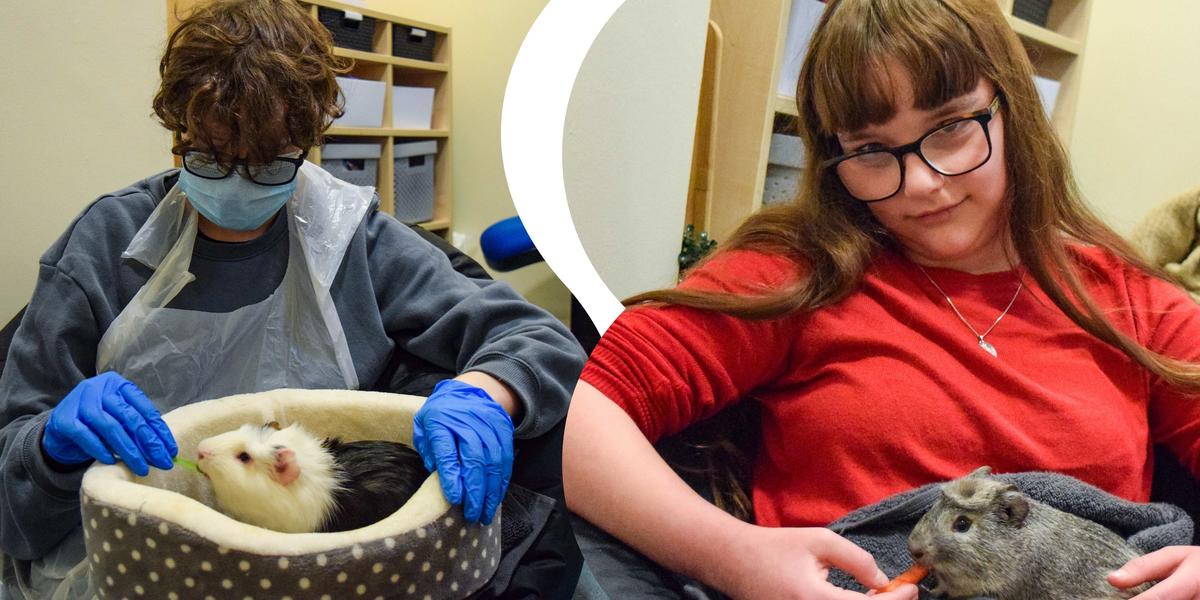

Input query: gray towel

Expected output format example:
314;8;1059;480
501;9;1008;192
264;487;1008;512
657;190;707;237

827;471;1194;598
573;471;1192;600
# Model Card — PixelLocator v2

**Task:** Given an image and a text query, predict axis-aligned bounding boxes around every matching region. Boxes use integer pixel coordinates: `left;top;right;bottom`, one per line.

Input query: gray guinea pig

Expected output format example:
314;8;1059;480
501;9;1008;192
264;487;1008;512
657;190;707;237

907;466;1150;600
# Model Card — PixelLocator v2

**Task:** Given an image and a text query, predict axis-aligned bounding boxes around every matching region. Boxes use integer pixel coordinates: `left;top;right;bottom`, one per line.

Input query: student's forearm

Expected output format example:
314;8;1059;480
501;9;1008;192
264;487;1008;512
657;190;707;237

455;371;522;422
563;381;754;590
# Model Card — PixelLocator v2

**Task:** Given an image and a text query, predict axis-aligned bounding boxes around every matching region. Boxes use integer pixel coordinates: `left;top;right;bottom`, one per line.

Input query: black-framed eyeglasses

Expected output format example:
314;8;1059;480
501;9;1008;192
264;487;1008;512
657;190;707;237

177;149;309;186
821;95;1002;202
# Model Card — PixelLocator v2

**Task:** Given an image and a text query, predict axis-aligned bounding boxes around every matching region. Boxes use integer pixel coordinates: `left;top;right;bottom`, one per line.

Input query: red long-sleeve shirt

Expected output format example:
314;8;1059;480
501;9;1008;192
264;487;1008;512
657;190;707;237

580;247;1200;527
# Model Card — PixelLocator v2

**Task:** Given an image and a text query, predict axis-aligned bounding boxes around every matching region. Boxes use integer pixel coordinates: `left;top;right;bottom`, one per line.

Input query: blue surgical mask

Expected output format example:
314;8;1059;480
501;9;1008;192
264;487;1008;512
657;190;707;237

177;168;296;231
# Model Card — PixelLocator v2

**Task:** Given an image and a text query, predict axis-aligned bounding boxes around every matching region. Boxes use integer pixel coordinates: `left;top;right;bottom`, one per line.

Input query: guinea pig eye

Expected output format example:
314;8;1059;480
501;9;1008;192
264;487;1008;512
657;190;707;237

952;515;972;533
237;452;252;463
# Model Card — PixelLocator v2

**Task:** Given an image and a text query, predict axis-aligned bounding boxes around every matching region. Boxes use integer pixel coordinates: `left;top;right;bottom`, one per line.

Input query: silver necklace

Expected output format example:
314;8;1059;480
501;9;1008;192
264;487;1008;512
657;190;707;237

916;264;1023;357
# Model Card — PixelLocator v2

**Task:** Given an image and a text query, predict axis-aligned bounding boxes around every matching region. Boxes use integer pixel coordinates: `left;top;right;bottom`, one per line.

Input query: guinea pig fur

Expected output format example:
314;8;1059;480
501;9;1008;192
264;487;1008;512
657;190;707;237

196;423;430;534
197;423;343;534
907;466;1148;600
320;437;430;533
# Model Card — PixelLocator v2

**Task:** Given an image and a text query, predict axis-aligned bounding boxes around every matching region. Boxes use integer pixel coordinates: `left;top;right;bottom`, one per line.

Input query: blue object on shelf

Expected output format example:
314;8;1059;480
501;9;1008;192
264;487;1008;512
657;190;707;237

480;216;542;272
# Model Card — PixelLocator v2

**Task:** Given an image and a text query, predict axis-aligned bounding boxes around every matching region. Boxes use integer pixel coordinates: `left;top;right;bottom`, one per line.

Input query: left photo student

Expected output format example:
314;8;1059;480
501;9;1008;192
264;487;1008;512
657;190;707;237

0;0;586;590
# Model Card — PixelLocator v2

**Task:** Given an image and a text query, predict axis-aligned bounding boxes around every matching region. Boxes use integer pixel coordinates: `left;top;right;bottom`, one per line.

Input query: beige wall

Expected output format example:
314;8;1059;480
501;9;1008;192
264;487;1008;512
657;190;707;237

1070;1;1200;234
0;1;570;324
0;4;172;320
562;0;711;300
362;0;572;320
8;2;1190;325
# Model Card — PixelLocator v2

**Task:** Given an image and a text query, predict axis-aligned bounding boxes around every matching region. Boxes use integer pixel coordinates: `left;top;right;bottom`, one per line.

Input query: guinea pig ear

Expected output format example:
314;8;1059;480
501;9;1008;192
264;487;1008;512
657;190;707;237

997;490;1030;527
967;466;993;479
273;448;301;486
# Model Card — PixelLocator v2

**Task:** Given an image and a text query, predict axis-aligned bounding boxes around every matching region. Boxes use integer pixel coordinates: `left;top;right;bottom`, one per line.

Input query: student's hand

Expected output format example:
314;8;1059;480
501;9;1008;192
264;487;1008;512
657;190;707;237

722;526;919;600
1111;546;1200;599
413;379;514;525
41;372;177;476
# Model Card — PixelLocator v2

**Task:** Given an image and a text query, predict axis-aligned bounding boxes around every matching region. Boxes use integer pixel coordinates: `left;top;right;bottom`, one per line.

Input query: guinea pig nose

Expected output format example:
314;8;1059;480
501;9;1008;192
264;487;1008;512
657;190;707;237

197;449;211;461
908;540;925;562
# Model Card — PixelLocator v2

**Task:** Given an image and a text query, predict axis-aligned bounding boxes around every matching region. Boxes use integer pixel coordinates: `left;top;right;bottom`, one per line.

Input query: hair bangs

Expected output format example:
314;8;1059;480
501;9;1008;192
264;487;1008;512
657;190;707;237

808;0;993;137
177;74;289;167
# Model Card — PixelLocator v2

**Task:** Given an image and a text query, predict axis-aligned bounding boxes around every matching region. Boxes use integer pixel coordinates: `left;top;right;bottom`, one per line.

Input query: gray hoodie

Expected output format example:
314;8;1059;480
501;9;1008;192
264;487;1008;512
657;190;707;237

0;169;586;561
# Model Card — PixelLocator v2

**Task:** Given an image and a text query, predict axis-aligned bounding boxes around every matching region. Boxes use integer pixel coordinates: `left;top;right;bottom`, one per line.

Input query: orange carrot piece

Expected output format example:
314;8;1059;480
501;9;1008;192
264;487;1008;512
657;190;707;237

875;564;929;592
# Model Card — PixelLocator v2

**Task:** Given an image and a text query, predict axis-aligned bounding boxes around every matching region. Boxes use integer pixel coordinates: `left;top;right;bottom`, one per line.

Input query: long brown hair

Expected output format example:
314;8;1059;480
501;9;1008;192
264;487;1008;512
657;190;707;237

153;0;350;165
630;0;1200;391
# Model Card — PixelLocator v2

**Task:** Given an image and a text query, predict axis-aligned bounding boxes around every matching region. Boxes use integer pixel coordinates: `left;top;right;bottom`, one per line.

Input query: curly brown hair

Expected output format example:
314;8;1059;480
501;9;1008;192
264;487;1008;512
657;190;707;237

154;0;350;166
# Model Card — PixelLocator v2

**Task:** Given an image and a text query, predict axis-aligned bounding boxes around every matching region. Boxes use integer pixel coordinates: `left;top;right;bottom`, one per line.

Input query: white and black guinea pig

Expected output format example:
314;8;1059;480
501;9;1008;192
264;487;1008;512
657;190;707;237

196;422;428;534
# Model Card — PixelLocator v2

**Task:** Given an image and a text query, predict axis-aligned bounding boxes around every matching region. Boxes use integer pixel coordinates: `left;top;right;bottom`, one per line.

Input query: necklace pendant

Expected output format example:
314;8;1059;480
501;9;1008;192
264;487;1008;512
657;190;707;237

978;337;998;357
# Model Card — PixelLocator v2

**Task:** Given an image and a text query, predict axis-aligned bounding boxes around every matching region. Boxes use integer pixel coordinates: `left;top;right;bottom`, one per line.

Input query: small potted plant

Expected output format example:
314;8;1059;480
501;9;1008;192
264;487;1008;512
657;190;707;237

678;224;718;279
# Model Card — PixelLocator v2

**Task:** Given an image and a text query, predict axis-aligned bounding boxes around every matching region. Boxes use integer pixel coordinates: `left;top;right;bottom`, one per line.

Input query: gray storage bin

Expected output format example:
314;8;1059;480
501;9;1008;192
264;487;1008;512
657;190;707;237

393;140;438;223
317;7;377;52
320;142;381;188
763;133;805;206
392;24;437;61
1012;0;1052;27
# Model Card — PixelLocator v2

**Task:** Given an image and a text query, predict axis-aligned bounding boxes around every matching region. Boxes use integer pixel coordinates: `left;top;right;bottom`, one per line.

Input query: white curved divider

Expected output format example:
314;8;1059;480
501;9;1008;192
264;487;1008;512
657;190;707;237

501;0;627;335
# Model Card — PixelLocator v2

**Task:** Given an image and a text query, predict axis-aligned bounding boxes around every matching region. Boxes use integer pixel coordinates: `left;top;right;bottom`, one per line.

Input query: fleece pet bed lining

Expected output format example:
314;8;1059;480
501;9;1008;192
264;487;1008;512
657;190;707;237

80;388;501;599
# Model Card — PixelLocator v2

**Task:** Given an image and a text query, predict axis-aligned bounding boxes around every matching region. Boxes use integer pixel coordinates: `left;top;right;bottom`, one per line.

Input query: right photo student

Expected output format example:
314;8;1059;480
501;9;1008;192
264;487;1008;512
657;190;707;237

562;1;1200;599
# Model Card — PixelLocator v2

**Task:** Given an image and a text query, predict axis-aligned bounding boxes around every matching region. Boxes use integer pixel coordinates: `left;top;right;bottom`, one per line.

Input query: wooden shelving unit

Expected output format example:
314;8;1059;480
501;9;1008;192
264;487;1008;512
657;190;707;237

692;0;792;242
1001;0;1092;147
326;127;451;138
166;0;453;232
332;47;450;72
694;0;1092;242
417;219;451;232
1008;18;1083;55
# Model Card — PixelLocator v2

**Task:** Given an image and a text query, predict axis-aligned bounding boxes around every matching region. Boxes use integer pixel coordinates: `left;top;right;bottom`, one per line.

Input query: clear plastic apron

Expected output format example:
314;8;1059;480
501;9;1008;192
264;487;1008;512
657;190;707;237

96;161;373;410
11;163;374;600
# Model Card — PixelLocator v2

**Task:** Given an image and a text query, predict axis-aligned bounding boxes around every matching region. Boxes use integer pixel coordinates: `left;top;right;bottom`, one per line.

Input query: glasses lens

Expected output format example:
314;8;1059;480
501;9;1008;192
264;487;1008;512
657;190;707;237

921;119;990;176
246;158;299;185
836;151;901;202
183;151;230;179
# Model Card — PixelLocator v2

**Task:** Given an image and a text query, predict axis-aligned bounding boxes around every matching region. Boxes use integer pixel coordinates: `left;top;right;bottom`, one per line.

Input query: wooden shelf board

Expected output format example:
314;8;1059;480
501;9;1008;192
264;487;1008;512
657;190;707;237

333;47;449;72
1007;16;1082;55
304;0;449;33
416;219;451;231
393;129;450;138
326;127;450;137
774;94;798;117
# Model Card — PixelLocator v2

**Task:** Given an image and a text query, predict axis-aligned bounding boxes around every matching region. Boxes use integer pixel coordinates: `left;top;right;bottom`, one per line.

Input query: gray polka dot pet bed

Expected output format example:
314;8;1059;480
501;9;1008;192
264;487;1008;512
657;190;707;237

79;389;501;599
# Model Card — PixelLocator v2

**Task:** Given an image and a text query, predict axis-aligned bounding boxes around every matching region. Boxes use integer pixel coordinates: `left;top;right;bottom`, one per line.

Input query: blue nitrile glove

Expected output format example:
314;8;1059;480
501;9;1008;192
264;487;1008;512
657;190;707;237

42;372;178;477
413;379;515;525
